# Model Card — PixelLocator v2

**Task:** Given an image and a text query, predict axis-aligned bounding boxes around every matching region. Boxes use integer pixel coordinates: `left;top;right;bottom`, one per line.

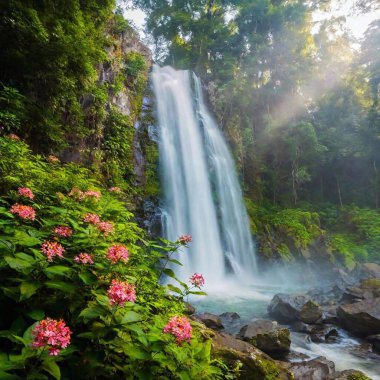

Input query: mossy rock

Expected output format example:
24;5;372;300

250;328;291;355
361;278;380;289
212;331;293;380
299;300;322;324
335;369;372;380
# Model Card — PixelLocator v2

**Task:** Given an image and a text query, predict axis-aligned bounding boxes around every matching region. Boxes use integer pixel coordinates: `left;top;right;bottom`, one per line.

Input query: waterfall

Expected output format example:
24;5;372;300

152;65;257;288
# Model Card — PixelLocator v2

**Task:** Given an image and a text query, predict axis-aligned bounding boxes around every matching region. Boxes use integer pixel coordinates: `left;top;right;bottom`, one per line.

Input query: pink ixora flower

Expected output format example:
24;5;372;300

32;318;72;356
48;155;60;164
17;187;35;200
68;187;85;200
74;253;94;265
83;213;100;225
53;226;73;238
106;244;129;264
163;316;192;345
97;221;114;236
7;133;20;141
108;186;121;193
189;273;205;287
41;241;65;262
177;234;192;245
10;203;36;220
84;190;101;199
107;279;136;306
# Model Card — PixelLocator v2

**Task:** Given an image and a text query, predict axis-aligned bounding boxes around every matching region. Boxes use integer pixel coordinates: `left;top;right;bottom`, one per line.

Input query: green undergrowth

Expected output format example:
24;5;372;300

246;199;380;266
0;136;224;379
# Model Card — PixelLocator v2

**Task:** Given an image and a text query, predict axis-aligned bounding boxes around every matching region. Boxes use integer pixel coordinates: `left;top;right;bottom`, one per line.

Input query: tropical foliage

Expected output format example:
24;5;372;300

0;137;223;379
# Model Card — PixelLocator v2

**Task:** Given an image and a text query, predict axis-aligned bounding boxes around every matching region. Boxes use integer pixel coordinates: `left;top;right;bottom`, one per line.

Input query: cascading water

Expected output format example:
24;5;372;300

152;65;257;288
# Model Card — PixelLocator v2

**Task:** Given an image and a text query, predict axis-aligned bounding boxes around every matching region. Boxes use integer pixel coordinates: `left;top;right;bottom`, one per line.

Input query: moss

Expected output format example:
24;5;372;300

361;278;380;289
347;372;371;380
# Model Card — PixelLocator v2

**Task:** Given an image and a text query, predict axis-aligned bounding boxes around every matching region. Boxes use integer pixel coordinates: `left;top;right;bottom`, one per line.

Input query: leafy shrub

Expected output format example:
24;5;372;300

0;137;223;379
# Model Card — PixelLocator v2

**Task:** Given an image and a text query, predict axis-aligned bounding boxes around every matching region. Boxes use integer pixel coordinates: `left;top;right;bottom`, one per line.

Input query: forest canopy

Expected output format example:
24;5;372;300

130;0;380;209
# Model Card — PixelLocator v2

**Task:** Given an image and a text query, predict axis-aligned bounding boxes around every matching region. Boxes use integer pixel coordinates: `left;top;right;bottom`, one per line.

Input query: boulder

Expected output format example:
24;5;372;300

299;300;323;324
352;263;380;281
360;263;380;279
366;334;380;353
268;294;309;323
283;357;335;380
184;302;195;315
196;313;224;330
219;312;240;321
211;331;293;380
238;319;291;355
321;305;339;324
292;321;314;334
334;369;372;380
337;298;380;336
309;325;339;343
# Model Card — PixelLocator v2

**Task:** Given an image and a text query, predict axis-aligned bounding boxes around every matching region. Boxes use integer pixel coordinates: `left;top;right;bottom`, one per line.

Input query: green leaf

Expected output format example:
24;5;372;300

78;271;97;285
19;281;40;301
188;291;207;296
45;280;76;293
4;256;33;273
163;268;177;279
0;372;22;380
167;284;183;295
14;252;35;263
120;311;143;324
26;309;45;321
42;359;61;380
123;345;150;360
168;258;183;266
79;304;105;320
44;266;72;278
12;231;41;247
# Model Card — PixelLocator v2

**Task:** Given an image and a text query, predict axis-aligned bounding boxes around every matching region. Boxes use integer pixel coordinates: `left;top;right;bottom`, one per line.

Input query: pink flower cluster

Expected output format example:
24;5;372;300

178;234;192;245
7;133;20;141
106;244;129;264
84;190;101;199
83;213;100;225
68;187;85;200
32;318;72;356
48;155;60;164
18;187;34;200
41;241;65;262
163;316;192;345
10;204;36;220
97;221;114;236
74;253;94;265
54;226;73;238
107;279;136;306
109;186;121;193
68;188;101;201
189;273;205;287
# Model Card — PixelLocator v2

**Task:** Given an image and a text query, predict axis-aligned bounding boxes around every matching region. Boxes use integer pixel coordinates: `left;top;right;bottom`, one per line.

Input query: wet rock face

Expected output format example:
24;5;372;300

196;313;224;330
309;325;339;343
284;357;335;380
268;294;322;324
267;294;309;322
299;300;323;324
366;334;380;353
238;319;291;355
337;297;380;336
